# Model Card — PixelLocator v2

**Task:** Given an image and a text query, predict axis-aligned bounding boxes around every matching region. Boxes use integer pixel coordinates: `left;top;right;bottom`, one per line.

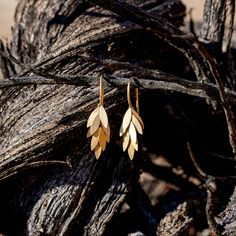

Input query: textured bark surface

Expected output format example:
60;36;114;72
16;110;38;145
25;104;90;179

0;0;236;235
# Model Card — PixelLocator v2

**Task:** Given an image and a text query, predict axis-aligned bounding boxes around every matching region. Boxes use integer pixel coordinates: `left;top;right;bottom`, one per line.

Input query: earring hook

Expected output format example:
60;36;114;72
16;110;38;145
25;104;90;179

100;77;104;106
135;87;139;114
127;80;140;114
127;80;132;108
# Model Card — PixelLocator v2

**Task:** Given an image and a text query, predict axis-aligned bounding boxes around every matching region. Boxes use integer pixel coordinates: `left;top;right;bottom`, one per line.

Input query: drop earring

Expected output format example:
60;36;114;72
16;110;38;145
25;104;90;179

87;78;110;159
120;81;144;160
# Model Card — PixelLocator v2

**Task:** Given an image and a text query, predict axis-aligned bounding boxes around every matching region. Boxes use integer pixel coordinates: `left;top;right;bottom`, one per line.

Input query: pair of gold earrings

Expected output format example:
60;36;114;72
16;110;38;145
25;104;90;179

87;78;144;160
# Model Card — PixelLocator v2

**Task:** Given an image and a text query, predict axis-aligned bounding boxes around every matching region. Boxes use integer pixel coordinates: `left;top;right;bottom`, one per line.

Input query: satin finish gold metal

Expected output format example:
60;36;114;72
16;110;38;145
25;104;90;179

120;81;144;160
87;78;110;159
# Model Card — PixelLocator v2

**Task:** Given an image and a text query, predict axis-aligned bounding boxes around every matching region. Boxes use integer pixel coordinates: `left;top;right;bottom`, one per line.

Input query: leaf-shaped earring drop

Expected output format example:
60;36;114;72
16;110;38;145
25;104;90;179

87;78;110;159
120;81;144;160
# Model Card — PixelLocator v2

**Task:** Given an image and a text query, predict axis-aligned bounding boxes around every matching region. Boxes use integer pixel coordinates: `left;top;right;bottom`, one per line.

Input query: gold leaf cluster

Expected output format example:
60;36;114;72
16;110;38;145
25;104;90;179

120;107;144;159
87;105;110;159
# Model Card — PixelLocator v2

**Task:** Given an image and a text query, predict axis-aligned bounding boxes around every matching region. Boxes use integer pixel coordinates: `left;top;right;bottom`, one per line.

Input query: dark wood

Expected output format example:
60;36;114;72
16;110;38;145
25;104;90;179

200;0;226;50
0;0;236;235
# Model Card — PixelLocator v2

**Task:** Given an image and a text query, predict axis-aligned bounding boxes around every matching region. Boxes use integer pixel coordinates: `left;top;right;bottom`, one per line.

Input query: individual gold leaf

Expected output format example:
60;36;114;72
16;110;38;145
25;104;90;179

90;115;100;135
95;145;102;159
87;127;92;138
87;107;99;127
99;128;107;151
131;109;144;129
132;141;138;151
119;108;132;136
128;144;135;160
129;122;137;146
99;105;109;128
132;115;143;135
123;130;130;151
91;129;99;151
102;123;110;143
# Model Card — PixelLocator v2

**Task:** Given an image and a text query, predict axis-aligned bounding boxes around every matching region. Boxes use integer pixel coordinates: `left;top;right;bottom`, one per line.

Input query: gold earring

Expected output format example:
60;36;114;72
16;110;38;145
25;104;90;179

120;81;144;160
87;78;110;159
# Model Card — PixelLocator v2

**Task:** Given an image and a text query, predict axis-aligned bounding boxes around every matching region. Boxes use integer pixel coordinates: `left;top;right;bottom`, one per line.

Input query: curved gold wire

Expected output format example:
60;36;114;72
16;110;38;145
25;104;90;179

127;80;140;113
99;77;104;106
135;88;139;114
127;80;132;108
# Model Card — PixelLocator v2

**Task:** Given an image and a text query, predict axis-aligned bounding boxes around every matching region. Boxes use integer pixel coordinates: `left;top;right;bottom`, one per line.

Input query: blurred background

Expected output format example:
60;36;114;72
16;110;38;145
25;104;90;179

0;0;18;39
0;0;204;39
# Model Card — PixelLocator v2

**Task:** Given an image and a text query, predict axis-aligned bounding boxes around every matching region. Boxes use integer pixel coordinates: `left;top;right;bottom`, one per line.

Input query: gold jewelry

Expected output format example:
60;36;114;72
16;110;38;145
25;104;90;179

87;78;110;159
120;81;144;160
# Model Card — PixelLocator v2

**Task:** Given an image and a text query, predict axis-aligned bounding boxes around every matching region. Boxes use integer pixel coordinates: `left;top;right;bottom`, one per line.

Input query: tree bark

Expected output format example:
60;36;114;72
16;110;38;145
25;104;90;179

0;0;236;235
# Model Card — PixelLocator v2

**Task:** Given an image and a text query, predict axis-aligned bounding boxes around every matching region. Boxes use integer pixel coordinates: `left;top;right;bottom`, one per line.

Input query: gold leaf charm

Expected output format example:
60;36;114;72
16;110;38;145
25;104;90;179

87;107;99;127
99;105;109;128
119;108;132;136
87;78;110;159
120;81;144;160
